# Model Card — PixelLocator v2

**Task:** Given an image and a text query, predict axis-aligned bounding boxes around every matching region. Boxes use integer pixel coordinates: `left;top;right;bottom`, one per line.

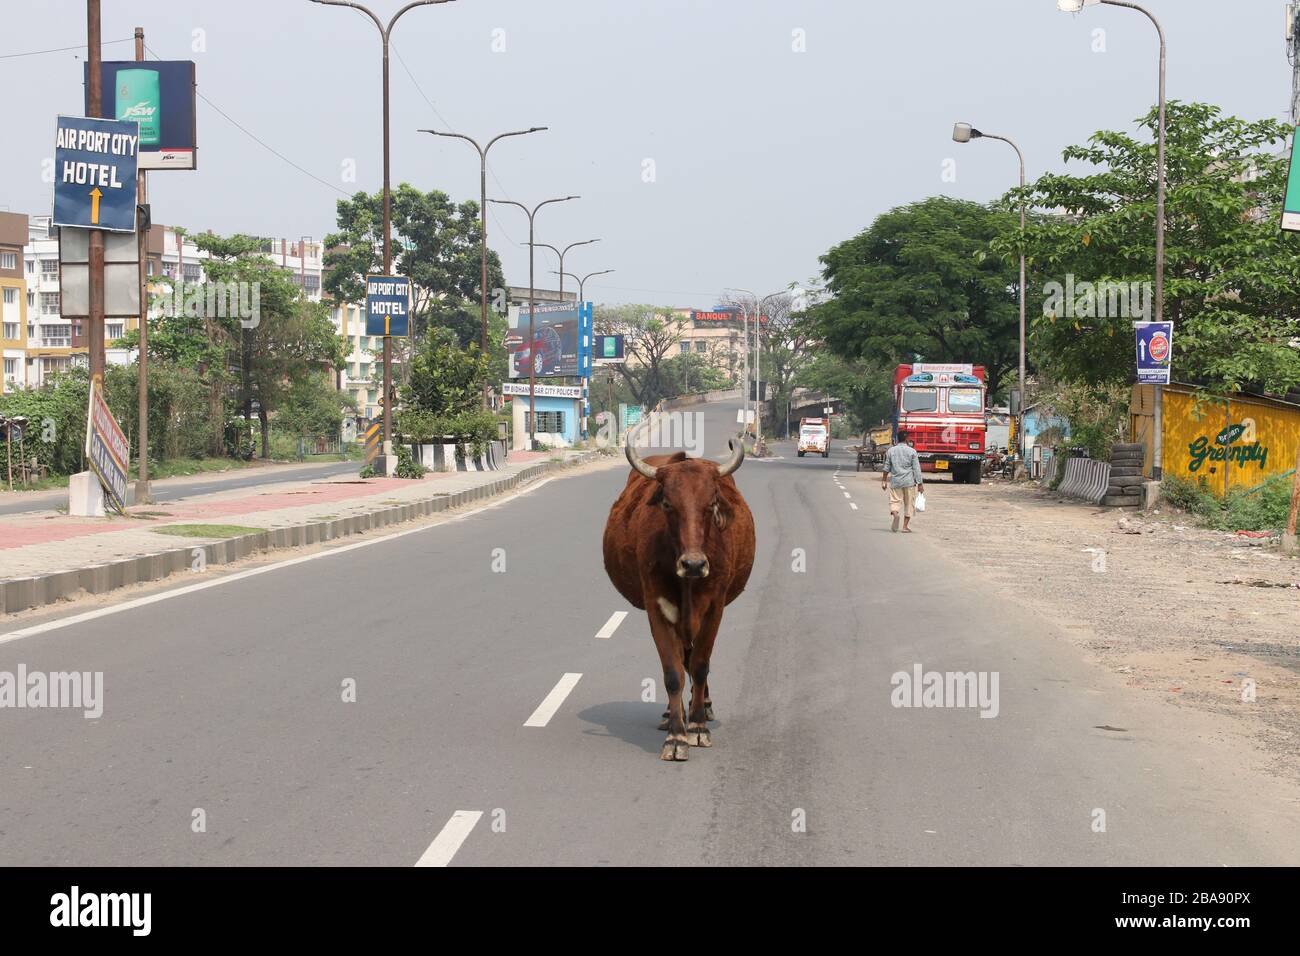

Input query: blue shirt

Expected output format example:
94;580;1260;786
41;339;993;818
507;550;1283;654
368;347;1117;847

884;442;923;488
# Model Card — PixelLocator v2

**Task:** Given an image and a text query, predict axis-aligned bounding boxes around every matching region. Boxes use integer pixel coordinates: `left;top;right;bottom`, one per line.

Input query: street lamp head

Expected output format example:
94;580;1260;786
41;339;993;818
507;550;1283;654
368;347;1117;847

953;122;982;143
1056;0;1096;12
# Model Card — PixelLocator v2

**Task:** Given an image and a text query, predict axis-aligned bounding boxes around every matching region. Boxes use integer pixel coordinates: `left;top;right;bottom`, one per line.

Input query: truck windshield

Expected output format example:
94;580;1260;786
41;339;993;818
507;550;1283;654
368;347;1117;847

947;387;982;412
901;387;937;412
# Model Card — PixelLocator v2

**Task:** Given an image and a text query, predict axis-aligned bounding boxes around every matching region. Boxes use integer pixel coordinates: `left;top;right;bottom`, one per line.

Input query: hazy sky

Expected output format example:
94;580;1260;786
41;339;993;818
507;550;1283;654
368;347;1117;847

1;0;1291;308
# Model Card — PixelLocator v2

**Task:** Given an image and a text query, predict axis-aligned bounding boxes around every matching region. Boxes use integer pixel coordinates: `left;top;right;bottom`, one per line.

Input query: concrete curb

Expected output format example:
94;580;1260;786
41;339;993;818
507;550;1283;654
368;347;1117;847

1;451;601;616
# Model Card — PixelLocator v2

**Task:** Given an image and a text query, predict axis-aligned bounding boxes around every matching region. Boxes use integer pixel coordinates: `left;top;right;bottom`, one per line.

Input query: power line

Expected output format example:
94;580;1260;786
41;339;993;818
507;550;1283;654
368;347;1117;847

389;39;522;248
144;41;348;197
0;37;131;60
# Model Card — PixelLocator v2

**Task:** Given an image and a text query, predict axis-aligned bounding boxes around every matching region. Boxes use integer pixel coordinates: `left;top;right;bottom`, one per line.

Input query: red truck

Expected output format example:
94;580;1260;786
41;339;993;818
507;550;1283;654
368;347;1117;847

892;363;987;484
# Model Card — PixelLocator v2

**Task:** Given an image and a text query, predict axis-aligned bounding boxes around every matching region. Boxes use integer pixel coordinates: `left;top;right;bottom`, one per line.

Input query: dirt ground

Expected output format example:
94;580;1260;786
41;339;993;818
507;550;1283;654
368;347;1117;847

845;469;1300;778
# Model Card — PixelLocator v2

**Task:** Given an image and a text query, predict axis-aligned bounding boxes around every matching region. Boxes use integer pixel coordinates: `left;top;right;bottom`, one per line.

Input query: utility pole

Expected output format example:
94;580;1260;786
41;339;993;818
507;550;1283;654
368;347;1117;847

86;0;105;387
1290;4;1300;125
311;0;455;474
420;127;547;409
133;26;152;503
488;196;578;449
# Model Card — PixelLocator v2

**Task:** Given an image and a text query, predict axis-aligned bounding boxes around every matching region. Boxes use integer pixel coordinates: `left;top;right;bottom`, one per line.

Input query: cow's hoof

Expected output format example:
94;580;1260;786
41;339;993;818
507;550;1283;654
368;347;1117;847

660;735;690;761
657;716;670;731
686;723;712;747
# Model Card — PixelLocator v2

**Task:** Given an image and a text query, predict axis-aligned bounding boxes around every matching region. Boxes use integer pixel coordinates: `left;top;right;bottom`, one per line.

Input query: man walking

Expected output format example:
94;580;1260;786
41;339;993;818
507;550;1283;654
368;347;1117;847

881;429;924;533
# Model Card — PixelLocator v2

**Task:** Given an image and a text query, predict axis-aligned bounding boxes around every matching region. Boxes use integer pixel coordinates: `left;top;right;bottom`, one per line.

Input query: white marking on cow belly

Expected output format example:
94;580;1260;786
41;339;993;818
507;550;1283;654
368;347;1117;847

657;597;679;624
595;611;628;639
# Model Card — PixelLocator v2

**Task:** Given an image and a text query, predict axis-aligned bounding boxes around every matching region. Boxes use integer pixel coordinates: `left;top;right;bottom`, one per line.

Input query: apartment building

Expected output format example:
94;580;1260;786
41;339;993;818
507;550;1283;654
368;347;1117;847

0;212;27;394
1;212;326;393
330;301;394;421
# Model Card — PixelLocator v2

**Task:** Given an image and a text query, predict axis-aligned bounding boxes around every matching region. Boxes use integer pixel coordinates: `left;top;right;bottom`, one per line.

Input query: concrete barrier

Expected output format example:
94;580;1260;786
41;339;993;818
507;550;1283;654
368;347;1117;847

1057;457;1111;505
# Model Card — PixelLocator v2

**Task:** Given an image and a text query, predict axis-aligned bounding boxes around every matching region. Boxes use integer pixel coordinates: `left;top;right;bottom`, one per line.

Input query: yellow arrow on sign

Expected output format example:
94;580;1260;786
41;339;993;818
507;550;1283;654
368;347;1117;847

89;187;103;225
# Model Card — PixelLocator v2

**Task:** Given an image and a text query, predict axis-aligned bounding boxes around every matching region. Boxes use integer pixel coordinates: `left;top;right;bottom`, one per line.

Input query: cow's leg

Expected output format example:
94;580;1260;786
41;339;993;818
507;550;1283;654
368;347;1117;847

685;601;724;747
649;602;690;761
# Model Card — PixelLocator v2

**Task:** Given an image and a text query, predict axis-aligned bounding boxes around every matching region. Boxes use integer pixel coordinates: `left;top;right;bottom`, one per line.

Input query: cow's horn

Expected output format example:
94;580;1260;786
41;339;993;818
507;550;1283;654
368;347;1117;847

626;428;657;480
717;438;744;477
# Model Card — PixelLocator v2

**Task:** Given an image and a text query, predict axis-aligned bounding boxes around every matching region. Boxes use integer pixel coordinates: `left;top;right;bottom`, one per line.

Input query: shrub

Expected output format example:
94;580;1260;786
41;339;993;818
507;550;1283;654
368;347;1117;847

394;443;427;479
1162;473;1292;532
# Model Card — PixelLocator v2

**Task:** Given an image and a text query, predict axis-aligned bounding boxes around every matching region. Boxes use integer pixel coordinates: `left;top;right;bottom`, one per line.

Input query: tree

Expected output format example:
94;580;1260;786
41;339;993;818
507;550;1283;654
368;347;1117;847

998;101;1300;395
795;352;895;436
402;326;489;416
594;304;689;408
323;184;505;345
277;370;356;438
811;196;1022;399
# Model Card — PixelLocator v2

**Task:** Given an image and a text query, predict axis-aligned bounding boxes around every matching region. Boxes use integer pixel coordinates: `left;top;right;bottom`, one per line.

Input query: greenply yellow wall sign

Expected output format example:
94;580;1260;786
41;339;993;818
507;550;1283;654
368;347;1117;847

1186;423;1269;474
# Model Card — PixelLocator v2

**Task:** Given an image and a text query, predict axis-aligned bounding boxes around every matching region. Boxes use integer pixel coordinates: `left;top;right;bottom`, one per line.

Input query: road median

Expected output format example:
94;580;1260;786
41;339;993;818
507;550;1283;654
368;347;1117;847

1;450;603;616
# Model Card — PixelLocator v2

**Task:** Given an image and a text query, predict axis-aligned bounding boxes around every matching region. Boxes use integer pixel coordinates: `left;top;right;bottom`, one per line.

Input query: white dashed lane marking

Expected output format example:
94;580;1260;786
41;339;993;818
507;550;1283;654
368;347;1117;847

524;673;583;727
595;611;628;639
416;810;483;867
850;503;859;510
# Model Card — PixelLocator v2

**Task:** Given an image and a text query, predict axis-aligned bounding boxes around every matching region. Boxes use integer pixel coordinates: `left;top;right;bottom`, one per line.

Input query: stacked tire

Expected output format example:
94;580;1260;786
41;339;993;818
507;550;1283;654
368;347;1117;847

1101;442;1145;507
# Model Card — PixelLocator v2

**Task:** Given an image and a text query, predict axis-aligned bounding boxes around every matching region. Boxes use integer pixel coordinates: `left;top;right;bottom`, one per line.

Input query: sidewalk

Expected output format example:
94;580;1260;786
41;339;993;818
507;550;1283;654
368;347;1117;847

0;448;585;615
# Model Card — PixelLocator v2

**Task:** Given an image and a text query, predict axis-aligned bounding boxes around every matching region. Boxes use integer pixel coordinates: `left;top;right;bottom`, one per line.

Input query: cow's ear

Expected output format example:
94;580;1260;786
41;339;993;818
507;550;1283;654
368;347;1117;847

712;497;731;529
648;483;664;507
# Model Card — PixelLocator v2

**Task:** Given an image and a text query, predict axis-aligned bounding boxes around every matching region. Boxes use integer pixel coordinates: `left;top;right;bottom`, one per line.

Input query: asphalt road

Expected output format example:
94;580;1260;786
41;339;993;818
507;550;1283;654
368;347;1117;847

1;398;1296;866
0;459;360;516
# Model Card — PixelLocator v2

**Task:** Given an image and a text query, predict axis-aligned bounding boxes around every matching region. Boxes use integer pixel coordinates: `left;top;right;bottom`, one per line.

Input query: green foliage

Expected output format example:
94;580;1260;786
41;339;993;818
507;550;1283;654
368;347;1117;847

276;371;355;437
358;463;377;479
811;196;1022;398
1162;472;1292;532
794;352;895;435
1001;101;1300;395
402;326;490;417
0;368;89;474
396;407;498;458
661;353;731;395
394;443;427;479
323;183;504;341
595;304;691;408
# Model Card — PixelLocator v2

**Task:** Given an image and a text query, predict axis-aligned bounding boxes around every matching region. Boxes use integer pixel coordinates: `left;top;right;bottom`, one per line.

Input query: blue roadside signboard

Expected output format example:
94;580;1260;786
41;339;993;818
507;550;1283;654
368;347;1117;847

365;274;410;336
1135;321;1173;385
53;115;139;233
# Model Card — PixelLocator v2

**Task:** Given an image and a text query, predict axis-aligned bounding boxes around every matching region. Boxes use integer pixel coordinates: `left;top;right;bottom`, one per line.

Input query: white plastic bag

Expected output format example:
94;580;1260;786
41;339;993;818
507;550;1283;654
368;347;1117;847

915;492;926;512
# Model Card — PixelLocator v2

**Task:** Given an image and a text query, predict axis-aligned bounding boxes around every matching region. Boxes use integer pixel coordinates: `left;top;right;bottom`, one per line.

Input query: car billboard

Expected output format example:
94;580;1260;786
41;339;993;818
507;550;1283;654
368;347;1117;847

506;302;592;378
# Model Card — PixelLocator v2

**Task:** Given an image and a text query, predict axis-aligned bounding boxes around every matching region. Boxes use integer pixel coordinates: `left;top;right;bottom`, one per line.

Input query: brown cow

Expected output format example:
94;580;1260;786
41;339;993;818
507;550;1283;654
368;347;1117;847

602;435;755;761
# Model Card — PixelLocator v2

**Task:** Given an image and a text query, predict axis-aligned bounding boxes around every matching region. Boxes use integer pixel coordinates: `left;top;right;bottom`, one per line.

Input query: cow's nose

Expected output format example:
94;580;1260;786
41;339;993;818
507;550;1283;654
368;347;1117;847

677;555;709;578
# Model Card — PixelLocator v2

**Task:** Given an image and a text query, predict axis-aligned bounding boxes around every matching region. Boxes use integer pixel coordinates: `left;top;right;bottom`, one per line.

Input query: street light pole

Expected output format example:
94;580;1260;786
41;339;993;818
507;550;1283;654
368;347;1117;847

488;196;579;449
554;268;614;304
1057;0;1167;478
953;122;1026;464
725;288;759;444
311;0;455;473
537;239;600;299
755;291;784;448
420;126;547;408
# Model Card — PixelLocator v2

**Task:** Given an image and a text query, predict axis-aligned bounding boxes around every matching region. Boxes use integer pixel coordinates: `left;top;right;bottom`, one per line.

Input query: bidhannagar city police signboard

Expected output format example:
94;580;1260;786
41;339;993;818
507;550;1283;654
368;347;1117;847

53;115;139;233
365;274;410;337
